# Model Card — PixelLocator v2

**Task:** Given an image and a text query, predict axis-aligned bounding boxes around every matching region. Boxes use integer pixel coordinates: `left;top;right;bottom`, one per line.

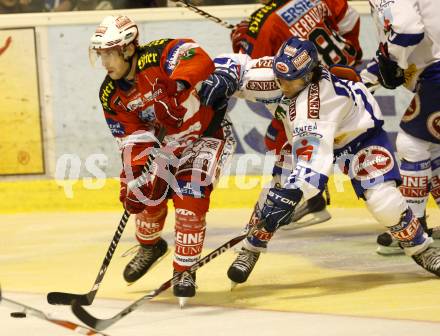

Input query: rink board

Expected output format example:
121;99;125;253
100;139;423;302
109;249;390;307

0;28;44;175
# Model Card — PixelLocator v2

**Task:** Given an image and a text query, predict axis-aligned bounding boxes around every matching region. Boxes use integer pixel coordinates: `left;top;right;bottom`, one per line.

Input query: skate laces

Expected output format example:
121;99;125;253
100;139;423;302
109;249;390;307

122;245;154;272
175;272;197;288
233;249;259;272
414;248;440;271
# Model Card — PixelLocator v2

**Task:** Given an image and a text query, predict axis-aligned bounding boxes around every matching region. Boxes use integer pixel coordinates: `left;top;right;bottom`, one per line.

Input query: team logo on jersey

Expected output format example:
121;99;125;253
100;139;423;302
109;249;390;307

292;122;321;138
293;137;319;163
139;106;156;122
401;94;420;122
246;80;279;91
427;111;440;141
350;146;394;181
100;80;115;112
276;0;316;26
180;48;195;60
275;61;289;74
127;97;143;111
254;58;273;69
248;2;278;37
288;96;298;121
177;181;206;199
106;118;125;136
138;52;159;70
307;83;320;119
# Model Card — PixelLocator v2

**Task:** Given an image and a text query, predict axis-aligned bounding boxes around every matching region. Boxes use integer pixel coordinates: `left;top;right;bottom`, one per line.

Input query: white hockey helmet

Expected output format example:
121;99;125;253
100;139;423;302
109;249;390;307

90;15;139;51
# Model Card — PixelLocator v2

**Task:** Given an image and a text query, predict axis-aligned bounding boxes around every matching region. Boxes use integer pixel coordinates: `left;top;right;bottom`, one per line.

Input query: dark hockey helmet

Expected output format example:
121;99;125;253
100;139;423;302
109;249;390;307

272;37;319;82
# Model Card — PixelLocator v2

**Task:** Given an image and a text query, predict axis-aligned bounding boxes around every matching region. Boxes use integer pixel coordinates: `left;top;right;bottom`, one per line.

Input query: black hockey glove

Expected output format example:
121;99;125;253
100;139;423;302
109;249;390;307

376;42;404;89
260;187;303;232
198;70;239;113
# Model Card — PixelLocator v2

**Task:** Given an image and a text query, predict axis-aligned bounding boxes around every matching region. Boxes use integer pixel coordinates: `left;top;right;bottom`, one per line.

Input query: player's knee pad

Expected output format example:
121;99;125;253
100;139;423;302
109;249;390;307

174;207;207;271
365;181;408;227
396;131;431;162
135;203;167;244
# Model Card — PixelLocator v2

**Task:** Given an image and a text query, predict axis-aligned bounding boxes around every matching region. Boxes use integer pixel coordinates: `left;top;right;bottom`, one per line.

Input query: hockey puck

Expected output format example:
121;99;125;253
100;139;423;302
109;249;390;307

10;312;27;318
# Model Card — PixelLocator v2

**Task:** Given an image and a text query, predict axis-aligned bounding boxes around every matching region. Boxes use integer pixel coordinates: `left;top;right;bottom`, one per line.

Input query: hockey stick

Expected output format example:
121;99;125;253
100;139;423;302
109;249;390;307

72;223;257;330
0;287;109;336
170;0;235;29
47;128;166;306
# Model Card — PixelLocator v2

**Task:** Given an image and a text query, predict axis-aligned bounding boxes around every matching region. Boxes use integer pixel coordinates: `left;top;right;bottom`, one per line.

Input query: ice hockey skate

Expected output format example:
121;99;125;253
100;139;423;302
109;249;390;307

123;238;169;284
227;247;260;289
375;231;403;255
412;246;440;276
173;270;197;308
281;192;331;230
376;217;440;256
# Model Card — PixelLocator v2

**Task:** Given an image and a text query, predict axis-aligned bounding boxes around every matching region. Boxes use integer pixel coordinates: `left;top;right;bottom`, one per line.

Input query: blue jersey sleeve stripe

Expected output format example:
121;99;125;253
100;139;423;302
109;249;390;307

388;30;424;47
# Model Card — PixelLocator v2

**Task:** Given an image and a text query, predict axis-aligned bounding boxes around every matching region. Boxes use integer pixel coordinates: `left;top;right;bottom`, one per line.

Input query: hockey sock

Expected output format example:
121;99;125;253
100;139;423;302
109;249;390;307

135;206;167;245
399;159;431;218
430;155;440;207
173;208;206;272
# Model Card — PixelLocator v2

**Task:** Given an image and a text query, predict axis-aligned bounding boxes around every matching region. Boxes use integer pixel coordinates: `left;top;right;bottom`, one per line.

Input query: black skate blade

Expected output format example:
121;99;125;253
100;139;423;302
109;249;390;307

47;292;91;306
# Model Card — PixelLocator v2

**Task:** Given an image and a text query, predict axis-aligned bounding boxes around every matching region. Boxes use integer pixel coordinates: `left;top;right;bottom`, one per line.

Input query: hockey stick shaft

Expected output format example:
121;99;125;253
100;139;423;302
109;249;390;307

72;228;253;330
0;292;109;336
170;0;235;29
48;128;166;306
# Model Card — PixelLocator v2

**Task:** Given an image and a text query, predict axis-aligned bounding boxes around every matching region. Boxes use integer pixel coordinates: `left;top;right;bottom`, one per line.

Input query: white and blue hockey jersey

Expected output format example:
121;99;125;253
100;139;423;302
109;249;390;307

369;0;440;90
216;54;387;199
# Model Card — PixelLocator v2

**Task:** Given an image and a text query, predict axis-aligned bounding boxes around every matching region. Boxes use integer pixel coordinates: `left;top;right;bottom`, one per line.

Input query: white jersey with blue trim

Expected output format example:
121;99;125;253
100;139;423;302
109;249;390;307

370;0;440;90
214;53;385;199
278;68;384;199
213;53;283;114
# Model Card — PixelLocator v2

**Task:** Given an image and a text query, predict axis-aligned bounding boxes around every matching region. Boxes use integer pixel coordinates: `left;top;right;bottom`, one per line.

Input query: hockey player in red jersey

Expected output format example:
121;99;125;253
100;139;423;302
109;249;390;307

229;0;362;228
89;15;235;306
231;0;362;62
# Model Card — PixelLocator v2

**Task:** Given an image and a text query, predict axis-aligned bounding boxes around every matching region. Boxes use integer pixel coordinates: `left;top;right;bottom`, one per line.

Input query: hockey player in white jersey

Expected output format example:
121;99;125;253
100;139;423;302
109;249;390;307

199;37;440;286
361;0;440;255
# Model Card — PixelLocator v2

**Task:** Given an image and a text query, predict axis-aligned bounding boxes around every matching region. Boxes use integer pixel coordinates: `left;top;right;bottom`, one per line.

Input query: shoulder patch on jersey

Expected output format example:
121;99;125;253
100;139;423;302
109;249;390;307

99;76;116;114
402;94;420;122
248;2;279;38
137;39;172;70
427;111;440;141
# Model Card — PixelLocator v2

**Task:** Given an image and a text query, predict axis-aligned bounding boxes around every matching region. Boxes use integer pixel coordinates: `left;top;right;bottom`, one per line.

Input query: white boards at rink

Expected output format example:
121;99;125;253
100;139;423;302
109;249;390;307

0;2;411;178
